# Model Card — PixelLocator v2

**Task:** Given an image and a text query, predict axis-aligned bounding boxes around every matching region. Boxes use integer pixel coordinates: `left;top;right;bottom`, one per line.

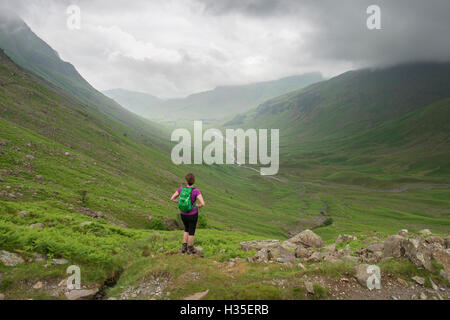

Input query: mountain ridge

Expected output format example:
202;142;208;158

104;73;324;121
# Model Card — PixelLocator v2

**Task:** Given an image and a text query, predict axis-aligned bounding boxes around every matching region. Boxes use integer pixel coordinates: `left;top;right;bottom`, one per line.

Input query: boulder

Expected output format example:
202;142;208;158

401;238;433;271
29;223;44;229
17;210;29;217
34;253;46;262
65;289;98;300
0;250;24;266
323;254;340;263
51;258;69;265
287;229;323;248
194;247;204;257
280;240;297;250
336;234;357;244
269;245;296;262
33;281;43;289
425;236;445;247
397;278;408;286
398;229;409;237
411;276;425;286
354;264;371;287
419;229;432;236
240;240;280;251
432;248;450;281
252;248;270;263
383;235;404;258
324;243;336;252
305;281;314;295
358;247;382;264
367;242;384;253
307;251;322;262
294;246;314;260
362;237;379;244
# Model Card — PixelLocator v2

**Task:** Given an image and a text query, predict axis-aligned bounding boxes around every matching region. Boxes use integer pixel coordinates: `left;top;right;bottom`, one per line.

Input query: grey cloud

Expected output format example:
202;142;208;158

197;0;450;67
1;0;449;98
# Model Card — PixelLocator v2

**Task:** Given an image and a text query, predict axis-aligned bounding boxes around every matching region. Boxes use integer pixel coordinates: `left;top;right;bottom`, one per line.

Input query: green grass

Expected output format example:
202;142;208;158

0;30;449;300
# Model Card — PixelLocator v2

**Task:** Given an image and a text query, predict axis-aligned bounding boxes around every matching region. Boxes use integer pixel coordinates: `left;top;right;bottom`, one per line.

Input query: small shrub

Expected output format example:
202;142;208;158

148;216;166;230
197;214;209;229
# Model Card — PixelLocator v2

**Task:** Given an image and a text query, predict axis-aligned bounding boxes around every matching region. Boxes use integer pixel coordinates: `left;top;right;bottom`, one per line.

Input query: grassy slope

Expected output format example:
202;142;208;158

0;16;448;300
0;12;168;148
238;63;450;186
0;47;320;298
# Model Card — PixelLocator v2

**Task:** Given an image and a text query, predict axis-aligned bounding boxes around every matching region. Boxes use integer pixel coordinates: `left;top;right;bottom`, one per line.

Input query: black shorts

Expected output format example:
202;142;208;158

180;213;198;236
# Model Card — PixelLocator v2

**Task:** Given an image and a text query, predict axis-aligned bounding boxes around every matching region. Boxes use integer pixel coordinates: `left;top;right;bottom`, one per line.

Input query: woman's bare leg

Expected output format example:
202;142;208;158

188;235;194;246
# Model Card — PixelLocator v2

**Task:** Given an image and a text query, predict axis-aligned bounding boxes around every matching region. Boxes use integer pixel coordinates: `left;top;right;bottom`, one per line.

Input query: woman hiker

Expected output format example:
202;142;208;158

170;173;205;254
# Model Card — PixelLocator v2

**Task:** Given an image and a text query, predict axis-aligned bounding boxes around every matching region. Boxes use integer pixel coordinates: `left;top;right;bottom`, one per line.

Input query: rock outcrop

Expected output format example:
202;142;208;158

287;229;323;248
245;228;449;282
0;250;24;266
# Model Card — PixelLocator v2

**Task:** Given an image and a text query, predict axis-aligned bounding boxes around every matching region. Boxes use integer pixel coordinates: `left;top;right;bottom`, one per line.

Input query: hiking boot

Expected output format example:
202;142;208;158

187;246;197;255
181;243;188;254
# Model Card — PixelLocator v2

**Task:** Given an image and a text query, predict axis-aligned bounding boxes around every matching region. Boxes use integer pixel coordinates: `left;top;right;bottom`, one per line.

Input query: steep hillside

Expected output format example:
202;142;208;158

0;47;311;236
236;63;450;186
0;11;166;147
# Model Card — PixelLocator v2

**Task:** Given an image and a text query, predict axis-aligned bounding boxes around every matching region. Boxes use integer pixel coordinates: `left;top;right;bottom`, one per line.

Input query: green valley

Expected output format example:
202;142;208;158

0;12;449;301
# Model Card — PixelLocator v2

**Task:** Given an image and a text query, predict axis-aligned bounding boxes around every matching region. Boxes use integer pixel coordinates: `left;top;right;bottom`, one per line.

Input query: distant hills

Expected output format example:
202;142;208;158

104;73;324;121
236;63;450;185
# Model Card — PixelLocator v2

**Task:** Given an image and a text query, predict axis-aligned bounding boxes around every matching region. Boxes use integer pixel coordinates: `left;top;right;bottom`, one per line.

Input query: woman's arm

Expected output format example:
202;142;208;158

196;194;205;208
170;191;179;203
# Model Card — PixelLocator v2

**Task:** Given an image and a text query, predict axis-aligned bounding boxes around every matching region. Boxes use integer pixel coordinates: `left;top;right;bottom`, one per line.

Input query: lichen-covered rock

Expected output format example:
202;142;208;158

252;248;270;263
354;264;371;287
336;234;357;244
383;235;404;258
287;229;323;248
240;240;280;251
294;246;314;260
323;253;340;263
432;248;450;281
425;236;445;247
401;238;433;272
0;250;24;266
419;229;431;236
367;242;384;253
269;245;296;262
398;229;409;237
307;251;323;262
29;223;44;229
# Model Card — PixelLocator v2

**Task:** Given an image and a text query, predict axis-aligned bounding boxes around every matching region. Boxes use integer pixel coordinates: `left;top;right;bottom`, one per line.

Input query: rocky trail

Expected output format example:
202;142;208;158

1;227;449;300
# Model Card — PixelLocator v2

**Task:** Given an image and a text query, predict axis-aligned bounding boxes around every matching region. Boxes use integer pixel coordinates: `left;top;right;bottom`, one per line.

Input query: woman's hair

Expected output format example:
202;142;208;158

185;173;195;186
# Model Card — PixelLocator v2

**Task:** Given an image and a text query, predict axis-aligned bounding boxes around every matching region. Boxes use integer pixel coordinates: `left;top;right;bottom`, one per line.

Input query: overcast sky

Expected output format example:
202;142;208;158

2;0;450;98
